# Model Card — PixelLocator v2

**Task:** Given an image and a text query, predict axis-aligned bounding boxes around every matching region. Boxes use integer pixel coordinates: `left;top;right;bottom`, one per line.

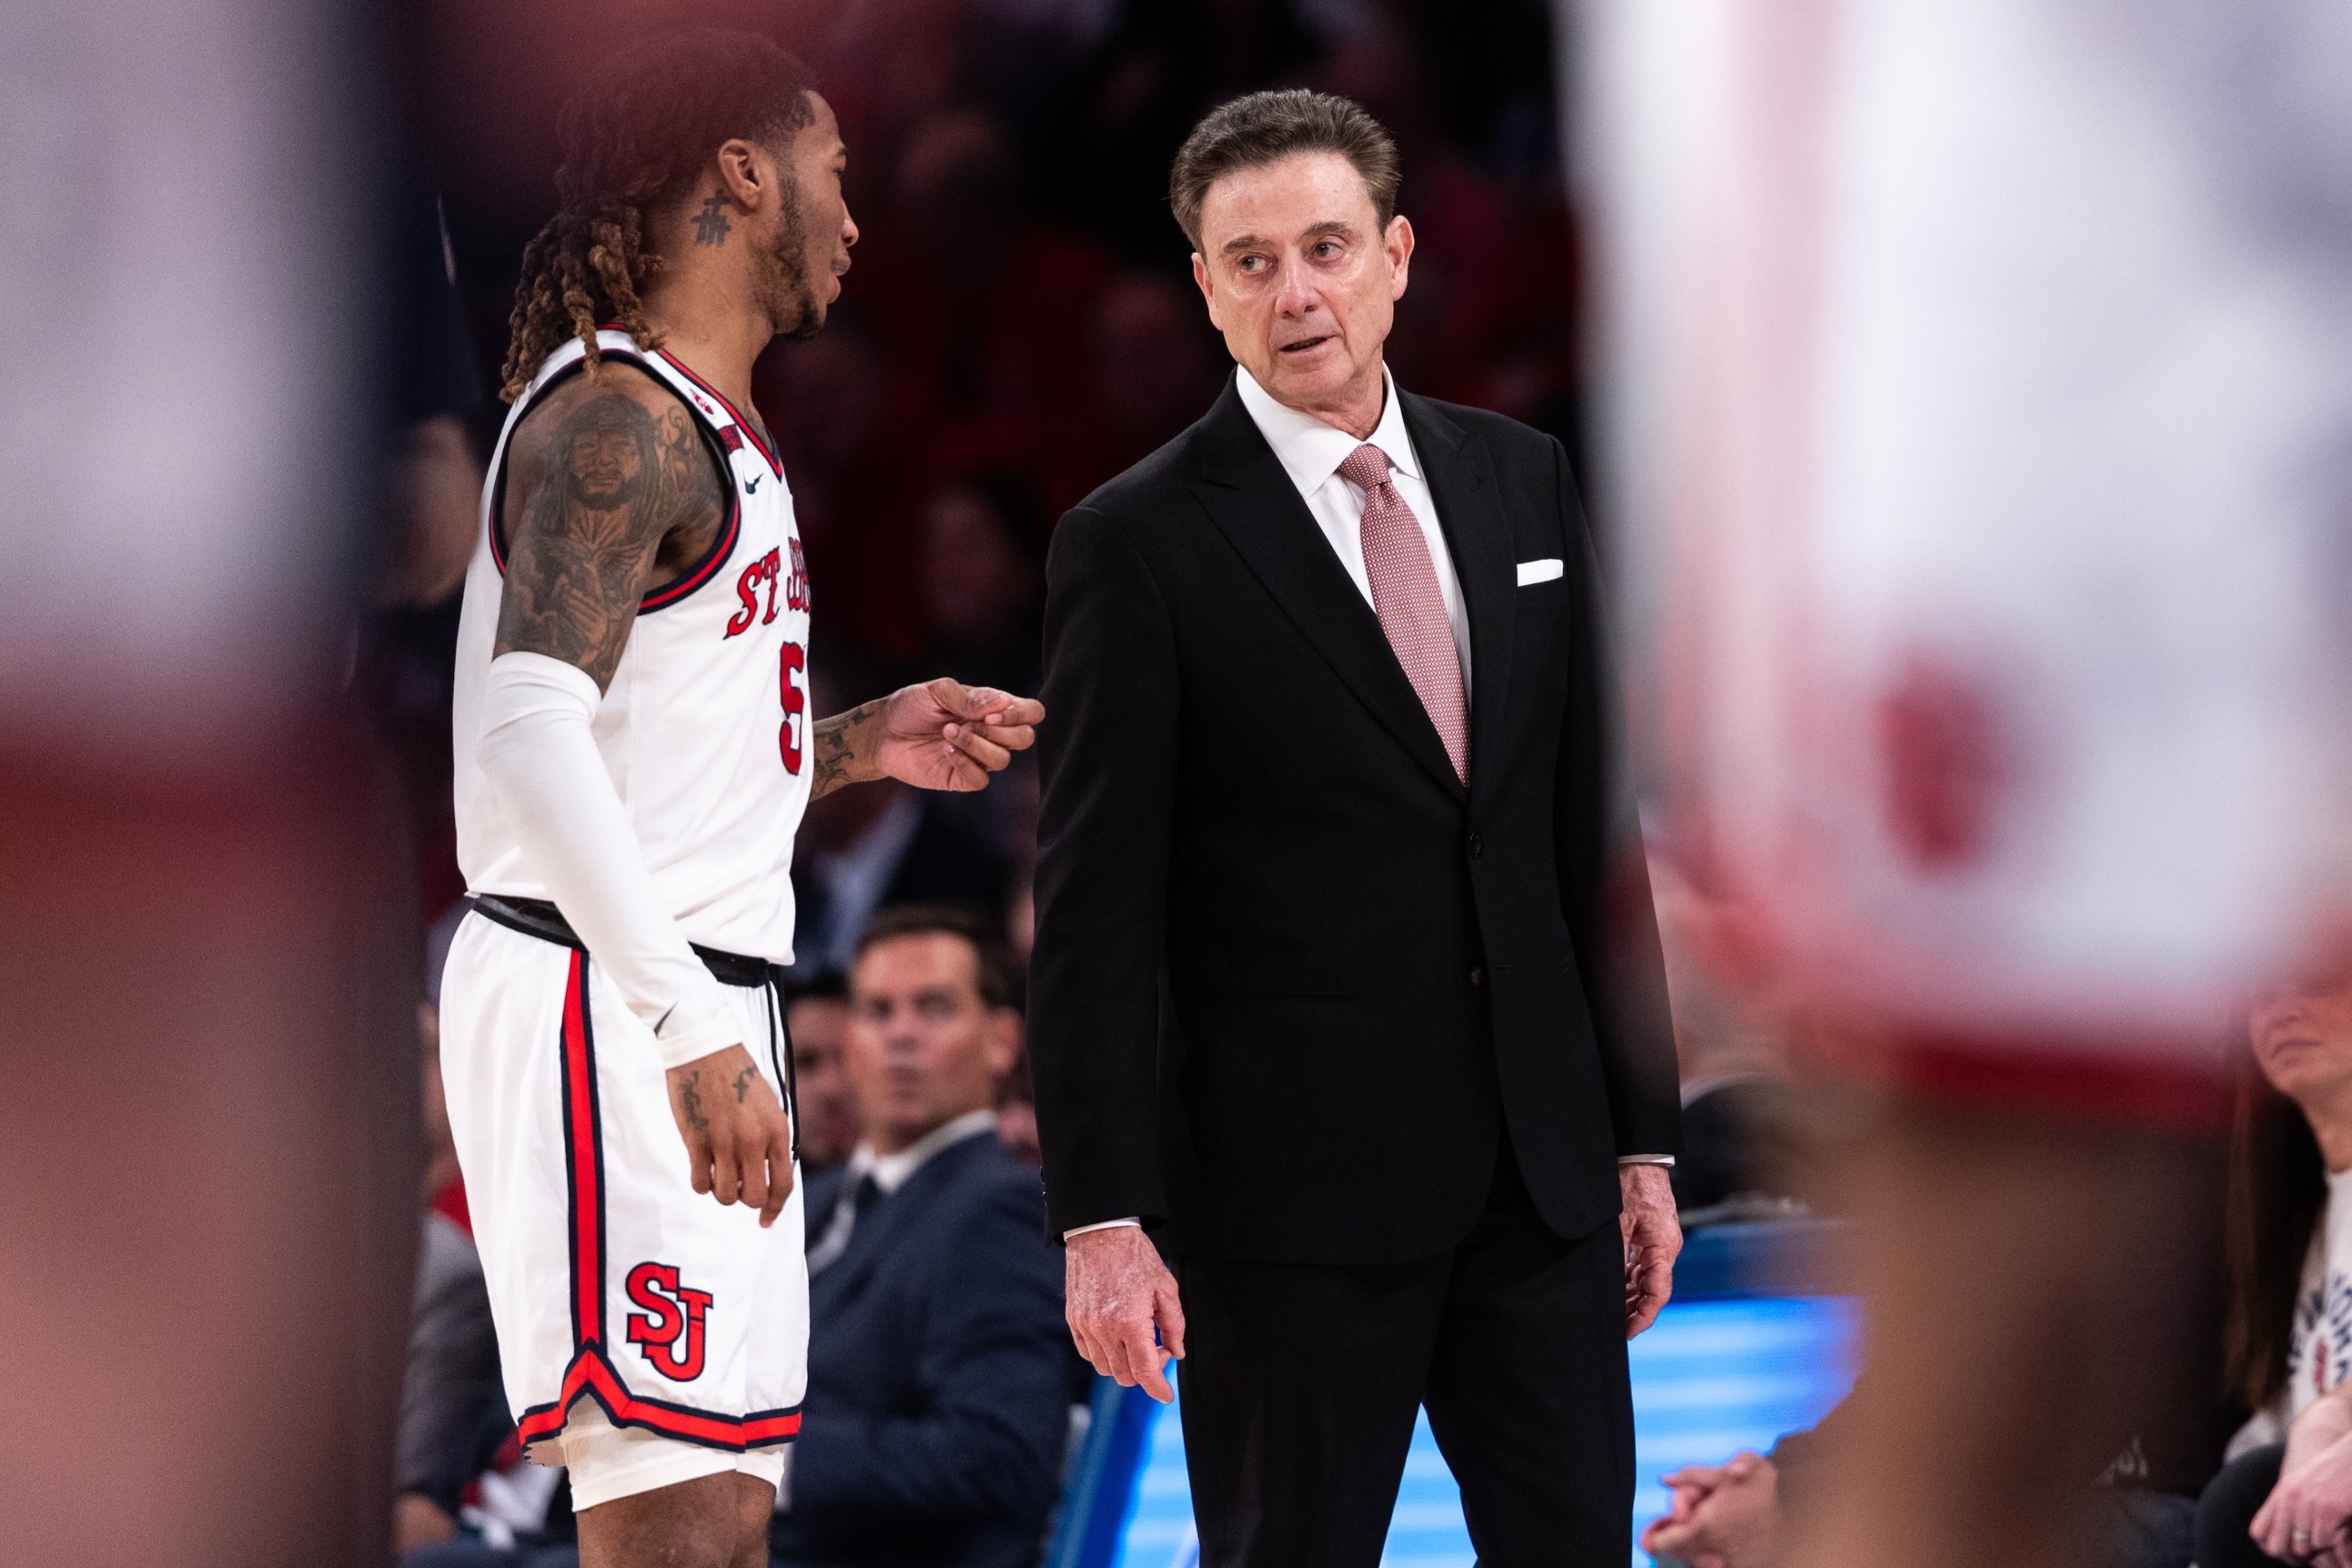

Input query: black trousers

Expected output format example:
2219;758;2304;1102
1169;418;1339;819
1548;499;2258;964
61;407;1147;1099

1176;1138;1633;1568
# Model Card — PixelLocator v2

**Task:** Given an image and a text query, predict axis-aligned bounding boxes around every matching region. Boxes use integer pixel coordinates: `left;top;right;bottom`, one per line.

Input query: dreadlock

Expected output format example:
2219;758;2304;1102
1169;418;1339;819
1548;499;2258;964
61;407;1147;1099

501;29;819;401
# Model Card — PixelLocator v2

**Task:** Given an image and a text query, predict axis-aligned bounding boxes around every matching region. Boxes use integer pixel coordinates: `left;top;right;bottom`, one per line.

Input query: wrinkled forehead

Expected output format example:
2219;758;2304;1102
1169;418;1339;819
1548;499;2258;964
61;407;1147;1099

1199;150;1377;248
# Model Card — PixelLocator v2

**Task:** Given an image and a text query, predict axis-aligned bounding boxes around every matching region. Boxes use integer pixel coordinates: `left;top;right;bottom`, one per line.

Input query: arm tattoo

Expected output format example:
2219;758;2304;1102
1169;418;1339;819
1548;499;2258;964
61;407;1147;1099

810;699;883;800
693;194;731;247
733;1066;756;1105
494;384;726;688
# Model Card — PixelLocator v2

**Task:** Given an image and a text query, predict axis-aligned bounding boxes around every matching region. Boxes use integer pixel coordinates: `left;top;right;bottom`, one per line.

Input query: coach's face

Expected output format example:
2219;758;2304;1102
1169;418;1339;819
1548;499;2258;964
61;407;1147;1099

1192;151;1413;423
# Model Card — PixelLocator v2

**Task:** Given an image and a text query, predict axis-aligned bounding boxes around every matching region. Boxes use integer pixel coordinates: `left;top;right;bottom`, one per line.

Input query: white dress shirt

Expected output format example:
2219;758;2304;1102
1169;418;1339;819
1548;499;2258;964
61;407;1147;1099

1060;367;1667;1242
1232;363;1473;698
808;1109;1000;1266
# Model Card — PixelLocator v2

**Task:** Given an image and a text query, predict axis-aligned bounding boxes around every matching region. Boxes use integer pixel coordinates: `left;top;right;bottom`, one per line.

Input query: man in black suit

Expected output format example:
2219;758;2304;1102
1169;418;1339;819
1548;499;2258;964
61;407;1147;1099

1027;91;1684;1566
773;906;1080;1568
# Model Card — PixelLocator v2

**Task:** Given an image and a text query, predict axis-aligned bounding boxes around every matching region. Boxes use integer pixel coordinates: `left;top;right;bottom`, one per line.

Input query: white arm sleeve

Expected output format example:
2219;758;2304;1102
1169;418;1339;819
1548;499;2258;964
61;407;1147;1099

477;651;740;1071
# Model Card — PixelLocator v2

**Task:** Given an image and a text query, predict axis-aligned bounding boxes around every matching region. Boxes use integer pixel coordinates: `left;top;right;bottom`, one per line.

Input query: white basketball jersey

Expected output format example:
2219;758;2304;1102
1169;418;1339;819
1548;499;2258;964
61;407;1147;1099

452;330;813;961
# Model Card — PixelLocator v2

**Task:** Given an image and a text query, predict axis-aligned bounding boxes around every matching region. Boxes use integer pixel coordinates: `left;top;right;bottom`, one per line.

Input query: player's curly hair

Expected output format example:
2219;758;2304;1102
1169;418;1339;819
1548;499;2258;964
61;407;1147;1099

501;29;819;402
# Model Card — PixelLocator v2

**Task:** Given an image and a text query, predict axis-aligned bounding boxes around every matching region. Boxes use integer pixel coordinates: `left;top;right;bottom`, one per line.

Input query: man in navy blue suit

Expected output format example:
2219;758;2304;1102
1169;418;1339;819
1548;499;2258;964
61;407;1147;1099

773;906;1083;1568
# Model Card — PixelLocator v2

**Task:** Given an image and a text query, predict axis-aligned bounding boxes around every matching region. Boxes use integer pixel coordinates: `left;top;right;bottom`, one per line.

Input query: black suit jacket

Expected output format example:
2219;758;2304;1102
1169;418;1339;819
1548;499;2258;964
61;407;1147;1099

773;1132;1083;1568
1028;377;1680;1266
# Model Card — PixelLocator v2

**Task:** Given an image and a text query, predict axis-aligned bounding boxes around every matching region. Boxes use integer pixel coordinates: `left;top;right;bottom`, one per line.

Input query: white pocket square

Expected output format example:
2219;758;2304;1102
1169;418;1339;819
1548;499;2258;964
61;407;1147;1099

1516;558;1564;586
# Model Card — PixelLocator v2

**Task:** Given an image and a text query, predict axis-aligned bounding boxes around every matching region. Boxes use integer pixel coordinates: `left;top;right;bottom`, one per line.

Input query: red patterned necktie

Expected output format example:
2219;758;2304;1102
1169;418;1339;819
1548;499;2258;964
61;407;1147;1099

1338;443;1468;782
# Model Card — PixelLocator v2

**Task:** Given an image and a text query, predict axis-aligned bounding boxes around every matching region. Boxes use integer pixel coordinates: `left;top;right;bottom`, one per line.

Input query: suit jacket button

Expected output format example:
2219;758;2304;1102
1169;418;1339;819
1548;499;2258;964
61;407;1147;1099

1468;966;1486;987
1468;834;1484;859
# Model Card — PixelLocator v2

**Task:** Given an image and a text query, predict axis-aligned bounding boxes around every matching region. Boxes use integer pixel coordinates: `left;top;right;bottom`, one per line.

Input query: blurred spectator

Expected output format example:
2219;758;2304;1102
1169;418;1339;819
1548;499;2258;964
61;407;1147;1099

357;180;487;926
1004;871;1036;969
788;972;863;1174
1043;0;1322;262
1650;865;1809;1217
779;907;1080;1567
853;109;1116;514
1644;1388;2214;1568
1310;18;1579;439
396;1000;499;1553
997;1044;1042;1169
1086;270;1227;469
791;778;1015;982
2197;973;2352;1567
756;310;933;665
916;470;1047;697
395;1000;572;1566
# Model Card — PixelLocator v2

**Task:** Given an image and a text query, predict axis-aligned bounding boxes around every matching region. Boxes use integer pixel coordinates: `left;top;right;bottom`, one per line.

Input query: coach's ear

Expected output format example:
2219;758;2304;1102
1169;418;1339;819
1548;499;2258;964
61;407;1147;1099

1192;252;1225;333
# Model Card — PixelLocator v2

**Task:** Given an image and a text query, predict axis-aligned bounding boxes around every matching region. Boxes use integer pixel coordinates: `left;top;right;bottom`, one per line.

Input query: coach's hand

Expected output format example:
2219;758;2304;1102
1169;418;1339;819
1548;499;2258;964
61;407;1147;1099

1622;1162;1682;1338
1066;1226;1185;1404
666;1044;794;1227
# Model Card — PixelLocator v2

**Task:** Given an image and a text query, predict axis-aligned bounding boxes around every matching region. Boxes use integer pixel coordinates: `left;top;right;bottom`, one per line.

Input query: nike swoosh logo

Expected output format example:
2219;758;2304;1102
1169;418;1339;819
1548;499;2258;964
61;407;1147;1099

746;474;763;492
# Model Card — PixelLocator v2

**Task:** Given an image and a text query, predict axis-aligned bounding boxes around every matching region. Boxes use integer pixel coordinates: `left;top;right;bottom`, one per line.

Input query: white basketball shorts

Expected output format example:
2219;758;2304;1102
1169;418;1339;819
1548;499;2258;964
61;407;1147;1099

439;910;806;1509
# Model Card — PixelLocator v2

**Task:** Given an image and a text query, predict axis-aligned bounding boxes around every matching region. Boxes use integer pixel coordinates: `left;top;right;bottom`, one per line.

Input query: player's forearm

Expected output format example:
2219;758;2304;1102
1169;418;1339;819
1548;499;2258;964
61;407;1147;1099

809;700;887;800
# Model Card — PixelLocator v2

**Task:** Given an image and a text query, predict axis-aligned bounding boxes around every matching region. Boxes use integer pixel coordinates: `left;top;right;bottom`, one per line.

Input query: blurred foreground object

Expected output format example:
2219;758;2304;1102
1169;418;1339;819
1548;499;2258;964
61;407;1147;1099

0;2;415;1565
1575;1;2352;1564
1579;0;2352;1076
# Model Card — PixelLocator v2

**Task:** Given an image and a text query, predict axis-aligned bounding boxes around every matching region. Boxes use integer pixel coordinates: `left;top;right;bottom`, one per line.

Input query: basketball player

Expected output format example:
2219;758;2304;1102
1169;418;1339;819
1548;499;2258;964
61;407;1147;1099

439;32;1041;1568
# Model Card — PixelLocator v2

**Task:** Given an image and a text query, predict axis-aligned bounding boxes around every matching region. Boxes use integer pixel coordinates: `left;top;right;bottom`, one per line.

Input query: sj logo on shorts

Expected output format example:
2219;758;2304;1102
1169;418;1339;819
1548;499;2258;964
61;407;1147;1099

624;1262;715;1383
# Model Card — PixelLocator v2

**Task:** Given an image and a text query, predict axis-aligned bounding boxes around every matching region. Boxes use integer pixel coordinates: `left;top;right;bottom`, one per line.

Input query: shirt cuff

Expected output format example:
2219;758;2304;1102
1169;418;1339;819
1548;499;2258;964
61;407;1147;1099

1063;1217;1143;1240
1618;1155;1676;1166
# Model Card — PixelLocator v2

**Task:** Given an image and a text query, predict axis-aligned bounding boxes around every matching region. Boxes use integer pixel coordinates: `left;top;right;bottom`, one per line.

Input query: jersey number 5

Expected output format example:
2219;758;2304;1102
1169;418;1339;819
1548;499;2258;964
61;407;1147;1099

778;642;806;774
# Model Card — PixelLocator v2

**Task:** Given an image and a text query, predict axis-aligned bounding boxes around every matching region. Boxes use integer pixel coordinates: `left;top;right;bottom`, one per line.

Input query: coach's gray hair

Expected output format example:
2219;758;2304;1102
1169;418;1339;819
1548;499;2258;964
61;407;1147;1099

1168;89;1401;253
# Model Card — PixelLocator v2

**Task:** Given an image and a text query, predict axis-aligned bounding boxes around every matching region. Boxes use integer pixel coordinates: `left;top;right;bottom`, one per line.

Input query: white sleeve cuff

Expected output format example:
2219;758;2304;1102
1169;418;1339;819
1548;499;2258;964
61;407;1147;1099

1619;1155;1676;1166
649;987;742;1071
1062;1217;1143;1240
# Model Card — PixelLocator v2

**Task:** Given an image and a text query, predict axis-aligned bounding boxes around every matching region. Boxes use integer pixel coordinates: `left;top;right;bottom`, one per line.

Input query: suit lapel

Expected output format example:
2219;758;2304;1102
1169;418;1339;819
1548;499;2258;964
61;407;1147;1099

1401;392;1512;804
1188;381;1466;801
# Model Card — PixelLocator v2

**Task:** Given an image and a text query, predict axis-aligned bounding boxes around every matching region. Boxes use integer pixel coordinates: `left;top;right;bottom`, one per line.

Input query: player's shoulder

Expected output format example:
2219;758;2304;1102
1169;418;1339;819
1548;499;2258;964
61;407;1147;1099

512;350;686;444
505;349;715;510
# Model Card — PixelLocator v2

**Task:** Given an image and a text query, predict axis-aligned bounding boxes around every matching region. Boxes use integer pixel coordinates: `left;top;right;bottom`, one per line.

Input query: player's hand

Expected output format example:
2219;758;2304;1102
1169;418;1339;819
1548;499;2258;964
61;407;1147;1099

1622;1161;1682;1338
1066;1225;1185;1403
872;679;1044;791
665;1044;793;1227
